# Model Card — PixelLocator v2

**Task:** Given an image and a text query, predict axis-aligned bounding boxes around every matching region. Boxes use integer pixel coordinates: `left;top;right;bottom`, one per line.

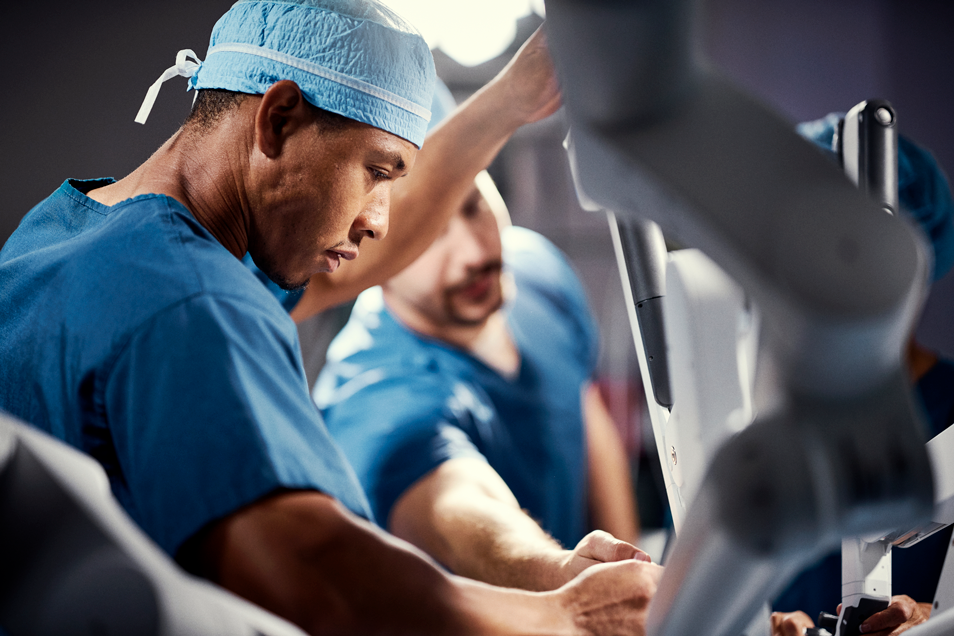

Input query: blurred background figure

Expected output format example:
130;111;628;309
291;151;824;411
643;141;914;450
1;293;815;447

314;76;642;590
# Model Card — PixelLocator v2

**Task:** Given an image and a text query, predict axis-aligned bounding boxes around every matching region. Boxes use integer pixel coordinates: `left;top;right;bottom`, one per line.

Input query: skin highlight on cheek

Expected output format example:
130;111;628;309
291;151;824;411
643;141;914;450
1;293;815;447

252;122;415;290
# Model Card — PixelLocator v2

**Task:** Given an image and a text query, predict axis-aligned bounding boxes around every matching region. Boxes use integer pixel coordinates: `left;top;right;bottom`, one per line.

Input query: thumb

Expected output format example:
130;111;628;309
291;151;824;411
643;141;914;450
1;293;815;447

576;530;651;563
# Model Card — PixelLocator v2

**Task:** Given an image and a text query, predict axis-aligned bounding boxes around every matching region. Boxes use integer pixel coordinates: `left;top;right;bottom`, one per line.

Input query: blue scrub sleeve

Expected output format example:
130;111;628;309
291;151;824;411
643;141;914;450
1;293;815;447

324;374;488;525
103;293;370;556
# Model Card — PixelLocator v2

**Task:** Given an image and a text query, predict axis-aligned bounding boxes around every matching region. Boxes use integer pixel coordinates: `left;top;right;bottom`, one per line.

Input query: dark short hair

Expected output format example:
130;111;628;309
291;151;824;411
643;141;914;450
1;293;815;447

185;88;355;135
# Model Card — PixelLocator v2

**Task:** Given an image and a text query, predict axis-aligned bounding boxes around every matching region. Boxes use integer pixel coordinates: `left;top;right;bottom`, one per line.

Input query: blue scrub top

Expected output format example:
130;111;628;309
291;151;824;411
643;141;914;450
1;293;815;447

0;179;371;557
315;227;599;548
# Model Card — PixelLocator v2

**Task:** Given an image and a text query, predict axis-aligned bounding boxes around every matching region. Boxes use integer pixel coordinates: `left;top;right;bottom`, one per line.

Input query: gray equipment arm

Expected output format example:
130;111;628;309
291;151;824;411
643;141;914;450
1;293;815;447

0;413;307;636
545;1;935;634
614;216;673;408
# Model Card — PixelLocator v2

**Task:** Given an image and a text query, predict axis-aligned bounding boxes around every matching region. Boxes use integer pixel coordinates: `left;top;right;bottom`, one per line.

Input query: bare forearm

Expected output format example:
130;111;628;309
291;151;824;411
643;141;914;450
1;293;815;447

376;80;527;268
200;490;572;636
203;491;460;634
390;459;576;591
429;493;570;591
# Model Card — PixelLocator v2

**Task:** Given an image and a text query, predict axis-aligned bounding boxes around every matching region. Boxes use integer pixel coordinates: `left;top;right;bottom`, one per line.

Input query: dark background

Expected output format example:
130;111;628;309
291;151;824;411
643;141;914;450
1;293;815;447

2;0;952;397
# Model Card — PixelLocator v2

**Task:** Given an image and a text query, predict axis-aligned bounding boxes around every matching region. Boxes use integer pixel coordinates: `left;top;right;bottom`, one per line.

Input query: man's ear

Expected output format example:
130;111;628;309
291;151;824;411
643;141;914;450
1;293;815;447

255;80;312;159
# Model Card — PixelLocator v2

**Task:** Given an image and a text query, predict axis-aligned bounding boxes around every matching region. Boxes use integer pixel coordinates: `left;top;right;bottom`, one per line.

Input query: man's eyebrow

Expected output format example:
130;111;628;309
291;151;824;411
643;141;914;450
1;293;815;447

371;150;406;172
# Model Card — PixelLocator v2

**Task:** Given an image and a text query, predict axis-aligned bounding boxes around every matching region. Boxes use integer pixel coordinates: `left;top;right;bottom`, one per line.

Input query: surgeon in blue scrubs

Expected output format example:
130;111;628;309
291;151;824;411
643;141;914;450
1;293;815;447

0;2;665;634
312;78;643;592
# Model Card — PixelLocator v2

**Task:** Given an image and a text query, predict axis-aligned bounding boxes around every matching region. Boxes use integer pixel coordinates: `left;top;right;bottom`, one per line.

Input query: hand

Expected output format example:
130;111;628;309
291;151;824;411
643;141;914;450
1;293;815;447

558;530;651;583
555;559;664;636
858;595;931;635
490;25;562;126
771;610;815;636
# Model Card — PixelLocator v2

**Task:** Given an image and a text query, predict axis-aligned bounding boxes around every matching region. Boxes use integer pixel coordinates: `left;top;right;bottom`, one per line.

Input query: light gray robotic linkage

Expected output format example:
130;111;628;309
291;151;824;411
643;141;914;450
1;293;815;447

0;411;308;636
544;1;936;635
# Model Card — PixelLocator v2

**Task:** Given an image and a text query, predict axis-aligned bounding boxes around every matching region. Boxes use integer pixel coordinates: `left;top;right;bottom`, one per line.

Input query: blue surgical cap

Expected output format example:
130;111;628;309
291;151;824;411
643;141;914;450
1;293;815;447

427;78;457;133
797;112;954;281
137;0;436;147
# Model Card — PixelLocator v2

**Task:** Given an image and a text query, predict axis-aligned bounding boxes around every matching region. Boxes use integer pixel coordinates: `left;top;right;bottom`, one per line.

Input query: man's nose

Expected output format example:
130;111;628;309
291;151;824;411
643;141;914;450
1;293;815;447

353;192;390;242
453;221;492;268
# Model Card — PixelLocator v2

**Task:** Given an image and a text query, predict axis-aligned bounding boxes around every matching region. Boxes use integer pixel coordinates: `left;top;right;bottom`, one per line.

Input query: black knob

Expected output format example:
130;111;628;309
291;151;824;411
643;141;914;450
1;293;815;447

818;611;839;633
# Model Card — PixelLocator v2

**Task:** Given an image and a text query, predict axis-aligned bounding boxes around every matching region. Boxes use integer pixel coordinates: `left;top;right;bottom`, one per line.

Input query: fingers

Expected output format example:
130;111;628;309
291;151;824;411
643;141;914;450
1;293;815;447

770;611;814;636
575;530;651;564
558;561;663;636
859;595;914;633
859;595;928;635
497;26;562;124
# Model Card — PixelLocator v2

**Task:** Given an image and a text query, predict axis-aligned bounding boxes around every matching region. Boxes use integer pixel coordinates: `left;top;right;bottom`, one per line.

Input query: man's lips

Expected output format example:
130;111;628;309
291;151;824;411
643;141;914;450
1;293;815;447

329;247;358;262
455;269;499;300
321;247;358;273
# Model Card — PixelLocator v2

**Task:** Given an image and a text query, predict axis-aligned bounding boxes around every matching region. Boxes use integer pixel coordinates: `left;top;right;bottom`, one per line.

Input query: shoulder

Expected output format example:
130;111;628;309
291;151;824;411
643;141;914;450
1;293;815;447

316;294;454;420
100;193;290;323
502;226;570;275
503;226;600;372
504;226;595;324
503;227;585;300
317;294;494;430
317;288;444;397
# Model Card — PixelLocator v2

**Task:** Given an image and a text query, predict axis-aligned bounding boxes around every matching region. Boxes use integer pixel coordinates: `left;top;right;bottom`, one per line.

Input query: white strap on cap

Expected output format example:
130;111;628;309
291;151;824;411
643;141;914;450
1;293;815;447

134;49;202;125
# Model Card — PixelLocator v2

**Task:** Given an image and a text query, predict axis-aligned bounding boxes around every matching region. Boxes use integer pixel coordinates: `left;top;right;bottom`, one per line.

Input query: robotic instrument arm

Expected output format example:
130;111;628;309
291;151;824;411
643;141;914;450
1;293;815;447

545;1;935;635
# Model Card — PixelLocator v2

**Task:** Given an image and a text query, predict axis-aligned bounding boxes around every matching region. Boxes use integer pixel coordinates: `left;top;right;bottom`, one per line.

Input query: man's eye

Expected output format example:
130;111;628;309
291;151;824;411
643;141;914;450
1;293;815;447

369;168;389;181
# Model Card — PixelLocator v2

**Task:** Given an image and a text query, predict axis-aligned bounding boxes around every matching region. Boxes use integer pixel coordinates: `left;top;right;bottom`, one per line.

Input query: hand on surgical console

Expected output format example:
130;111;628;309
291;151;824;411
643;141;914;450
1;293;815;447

555;558;664;636
850;595;931;636
771;594;931;636
199;489;663;636
771;610;815;636
558;530;652;584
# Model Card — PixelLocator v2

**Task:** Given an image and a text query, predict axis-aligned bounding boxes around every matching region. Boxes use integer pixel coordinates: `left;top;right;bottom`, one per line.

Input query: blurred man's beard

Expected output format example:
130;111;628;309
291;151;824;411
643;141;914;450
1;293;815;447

441;262;504;327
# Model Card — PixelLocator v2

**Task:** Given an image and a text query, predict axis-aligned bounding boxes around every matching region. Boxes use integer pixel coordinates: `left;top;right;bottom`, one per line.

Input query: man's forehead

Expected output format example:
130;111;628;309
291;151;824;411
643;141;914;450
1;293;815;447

369;128;418;169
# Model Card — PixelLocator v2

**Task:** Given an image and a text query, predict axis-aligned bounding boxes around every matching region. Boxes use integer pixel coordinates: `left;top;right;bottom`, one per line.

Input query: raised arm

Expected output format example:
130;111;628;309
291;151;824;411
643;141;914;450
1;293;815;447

196;489;662;636
584;383;641;545
290;26;561;321
388;456;648;592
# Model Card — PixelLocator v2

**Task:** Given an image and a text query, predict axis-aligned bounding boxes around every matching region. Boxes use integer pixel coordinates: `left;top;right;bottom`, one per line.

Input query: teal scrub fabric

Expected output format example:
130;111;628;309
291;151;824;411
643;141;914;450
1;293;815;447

0;179;371;557
315;227;599;548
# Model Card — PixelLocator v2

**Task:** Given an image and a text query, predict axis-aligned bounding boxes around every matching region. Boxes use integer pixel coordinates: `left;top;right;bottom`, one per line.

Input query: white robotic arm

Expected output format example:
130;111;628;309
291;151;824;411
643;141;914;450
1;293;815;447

546;1;935;635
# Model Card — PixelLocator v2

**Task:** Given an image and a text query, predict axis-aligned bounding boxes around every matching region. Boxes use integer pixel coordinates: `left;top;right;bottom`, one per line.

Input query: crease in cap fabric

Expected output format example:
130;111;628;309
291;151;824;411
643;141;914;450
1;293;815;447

134;0;436;147
797;112;954;281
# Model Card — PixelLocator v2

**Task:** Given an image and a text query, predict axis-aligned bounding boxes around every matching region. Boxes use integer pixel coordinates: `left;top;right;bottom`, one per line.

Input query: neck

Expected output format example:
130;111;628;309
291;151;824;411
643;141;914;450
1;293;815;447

384;291;519;377
86;121;252;259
